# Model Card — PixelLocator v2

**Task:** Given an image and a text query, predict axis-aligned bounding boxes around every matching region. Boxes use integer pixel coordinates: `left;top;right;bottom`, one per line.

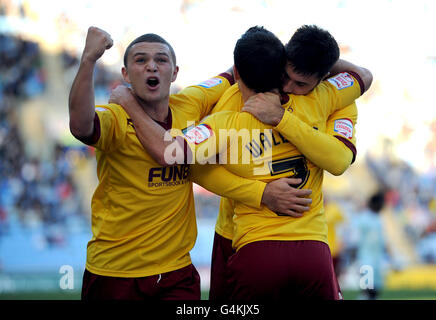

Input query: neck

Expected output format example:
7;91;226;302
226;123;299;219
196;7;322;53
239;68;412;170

237;81;256;103
136;95;170;123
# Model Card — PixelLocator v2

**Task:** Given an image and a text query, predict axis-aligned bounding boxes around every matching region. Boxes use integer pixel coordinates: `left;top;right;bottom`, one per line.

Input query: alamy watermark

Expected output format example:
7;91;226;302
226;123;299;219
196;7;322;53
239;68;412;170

59;265;74;290
359;265;374;290
163;127;274;176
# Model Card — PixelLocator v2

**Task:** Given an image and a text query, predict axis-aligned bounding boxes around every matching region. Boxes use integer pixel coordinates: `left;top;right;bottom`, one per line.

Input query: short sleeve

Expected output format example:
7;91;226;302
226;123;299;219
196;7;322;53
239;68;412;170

326;102;358;163
170;74;233;121
315;72;363;116
174;111;237;164
91;104;128;152
326;102;358;146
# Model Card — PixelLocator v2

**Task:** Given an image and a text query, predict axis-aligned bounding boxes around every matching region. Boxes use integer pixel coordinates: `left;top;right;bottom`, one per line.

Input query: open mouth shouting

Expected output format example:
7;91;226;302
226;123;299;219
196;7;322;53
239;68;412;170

146;76;160;90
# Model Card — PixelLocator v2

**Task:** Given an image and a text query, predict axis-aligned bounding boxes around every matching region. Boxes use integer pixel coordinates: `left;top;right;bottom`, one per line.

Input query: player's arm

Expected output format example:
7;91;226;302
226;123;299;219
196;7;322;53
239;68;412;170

191;164;312;217
240;58;369;132
241;93;357;175
109;85;189;166
69;27;113;141
242;64;365;128
172;67;235;120
328;59;372;94
109;85;227;166
275;107;357;175
275;102;358;175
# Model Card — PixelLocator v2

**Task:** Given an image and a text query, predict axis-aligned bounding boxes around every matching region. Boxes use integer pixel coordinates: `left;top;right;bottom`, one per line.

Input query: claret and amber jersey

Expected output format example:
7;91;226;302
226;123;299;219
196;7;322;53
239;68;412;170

83;74;237;278
212;74;360;240
180;72;362;250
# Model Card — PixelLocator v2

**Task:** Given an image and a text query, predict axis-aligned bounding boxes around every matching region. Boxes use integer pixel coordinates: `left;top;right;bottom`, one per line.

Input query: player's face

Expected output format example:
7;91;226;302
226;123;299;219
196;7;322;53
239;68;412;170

122;42;178;103
282;62;321;95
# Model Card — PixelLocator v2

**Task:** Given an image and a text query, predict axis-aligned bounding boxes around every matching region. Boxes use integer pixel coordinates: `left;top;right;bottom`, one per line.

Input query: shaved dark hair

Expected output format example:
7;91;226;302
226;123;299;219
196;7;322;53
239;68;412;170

123;33;176;68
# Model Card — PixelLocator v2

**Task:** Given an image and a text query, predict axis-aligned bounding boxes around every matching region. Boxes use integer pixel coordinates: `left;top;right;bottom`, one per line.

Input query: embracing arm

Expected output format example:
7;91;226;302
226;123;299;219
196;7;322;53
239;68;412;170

111;88;314;215
241;93;355;175
109;65;235;166
274;108;356;175
329;59;373;94
109;86;188;166
191;164;312;217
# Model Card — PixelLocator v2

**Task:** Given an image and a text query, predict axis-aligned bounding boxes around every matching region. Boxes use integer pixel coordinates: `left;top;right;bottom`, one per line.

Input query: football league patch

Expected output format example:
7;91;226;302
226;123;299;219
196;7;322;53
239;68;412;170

198;78;222;88
183;124;213;145
327;72;354;90
334;118;353;139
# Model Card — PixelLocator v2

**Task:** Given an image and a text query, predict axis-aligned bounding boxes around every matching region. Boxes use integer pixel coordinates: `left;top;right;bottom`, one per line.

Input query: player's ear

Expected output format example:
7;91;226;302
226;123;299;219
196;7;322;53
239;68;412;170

233;66;240;81
121;66;131;84
171;65;179;82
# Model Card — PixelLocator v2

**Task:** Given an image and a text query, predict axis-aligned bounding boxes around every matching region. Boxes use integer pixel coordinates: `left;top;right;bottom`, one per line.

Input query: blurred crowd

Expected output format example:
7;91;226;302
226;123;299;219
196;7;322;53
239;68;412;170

0;33;87;247
322;152;436;296
61;49;122;104
366;152;436;265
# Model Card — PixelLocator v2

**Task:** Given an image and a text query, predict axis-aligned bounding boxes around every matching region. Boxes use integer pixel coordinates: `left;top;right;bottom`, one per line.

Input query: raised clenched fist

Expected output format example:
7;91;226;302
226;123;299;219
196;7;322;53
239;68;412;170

81;26;113;63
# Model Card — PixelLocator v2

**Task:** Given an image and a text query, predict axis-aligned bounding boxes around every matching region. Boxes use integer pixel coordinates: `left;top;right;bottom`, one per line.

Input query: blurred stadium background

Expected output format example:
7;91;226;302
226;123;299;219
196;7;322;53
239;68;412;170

1;0;436;300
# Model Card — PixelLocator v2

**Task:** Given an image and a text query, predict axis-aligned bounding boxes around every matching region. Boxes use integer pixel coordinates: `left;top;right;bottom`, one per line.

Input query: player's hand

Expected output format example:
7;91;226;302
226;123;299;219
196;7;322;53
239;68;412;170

261;178;312;218
241;92;284;126
109;85;135;108
82;26;113;63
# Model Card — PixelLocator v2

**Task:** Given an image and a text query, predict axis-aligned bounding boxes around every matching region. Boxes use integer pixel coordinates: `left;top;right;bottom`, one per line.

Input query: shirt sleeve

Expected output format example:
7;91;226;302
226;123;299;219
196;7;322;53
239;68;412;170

315;71;363;116
171;74;234;121
89;104;128;152
175;111;236;164
275;102;358;176
326;102;358;164
190;163;265;208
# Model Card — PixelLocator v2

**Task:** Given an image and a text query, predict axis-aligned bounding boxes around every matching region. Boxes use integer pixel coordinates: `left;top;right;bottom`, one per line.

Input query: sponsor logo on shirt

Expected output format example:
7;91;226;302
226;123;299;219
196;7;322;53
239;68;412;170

198;78;222;88
334;118;353;139
183;124;213;145
148;164;190;188
327;72;354;90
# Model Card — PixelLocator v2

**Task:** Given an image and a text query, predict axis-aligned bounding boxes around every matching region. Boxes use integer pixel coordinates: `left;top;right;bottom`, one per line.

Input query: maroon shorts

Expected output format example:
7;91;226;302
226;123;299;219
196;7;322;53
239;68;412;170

209;232;235;300
81;264;200;300
227;240;342;300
